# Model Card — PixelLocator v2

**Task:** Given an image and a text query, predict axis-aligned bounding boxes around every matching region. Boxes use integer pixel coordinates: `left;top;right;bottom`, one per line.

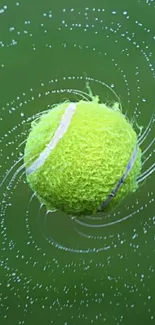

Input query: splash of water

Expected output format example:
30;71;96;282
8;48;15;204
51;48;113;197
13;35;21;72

0;1;155;324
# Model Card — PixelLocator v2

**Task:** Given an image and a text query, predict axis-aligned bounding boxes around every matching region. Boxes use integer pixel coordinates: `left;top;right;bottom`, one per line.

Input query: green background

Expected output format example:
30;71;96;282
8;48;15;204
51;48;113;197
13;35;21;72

0;0;155;324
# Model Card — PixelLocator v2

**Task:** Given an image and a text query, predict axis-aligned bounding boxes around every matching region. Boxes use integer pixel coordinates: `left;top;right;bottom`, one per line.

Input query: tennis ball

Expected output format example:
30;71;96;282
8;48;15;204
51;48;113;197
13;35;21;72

24;98;142;216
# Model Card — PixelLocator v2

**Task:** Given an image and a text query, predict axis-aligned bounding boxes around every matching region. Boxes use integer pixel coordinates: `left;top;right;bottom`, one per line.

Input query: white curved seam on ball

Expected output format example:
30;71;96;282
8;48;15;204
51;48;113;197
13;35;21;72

26;103;77;176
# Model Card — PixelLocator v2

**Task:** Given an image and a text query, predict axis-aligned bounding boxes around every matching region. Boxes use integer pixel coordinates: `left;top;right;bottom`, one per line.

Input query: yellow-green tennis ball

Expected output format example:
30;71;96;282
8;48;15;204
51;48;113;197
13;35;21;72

24;99;142;216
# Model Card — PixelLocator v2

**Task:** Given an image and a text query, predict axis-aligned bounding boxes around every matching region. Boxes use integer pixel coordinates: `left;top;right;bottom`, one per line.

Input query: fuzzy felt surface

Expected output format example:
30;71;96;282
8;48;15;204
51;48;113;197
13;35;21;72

24;100;142;216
